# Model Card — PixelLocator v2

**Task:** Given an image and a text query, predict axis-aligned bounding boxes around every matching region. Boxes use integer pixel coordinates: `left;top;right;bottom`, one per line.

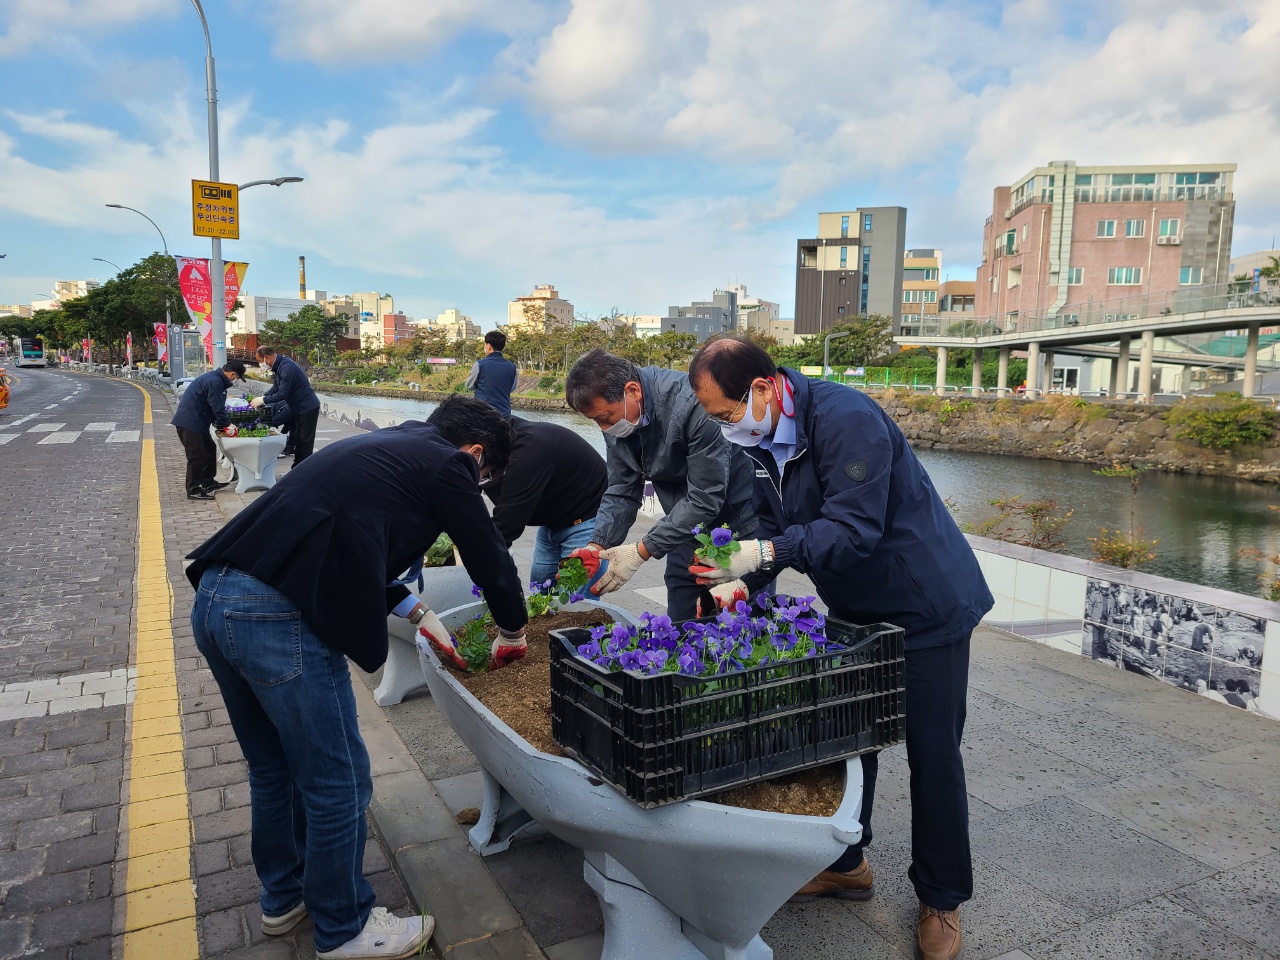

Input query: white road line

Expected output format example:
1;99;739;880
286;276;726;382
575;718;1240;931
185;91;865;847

36;431;81;445
83;422;117;432
27;422;66;433
106;430;140;442
7;414;38;426
0;435;18;445
61;395;75;401
44;404;58;410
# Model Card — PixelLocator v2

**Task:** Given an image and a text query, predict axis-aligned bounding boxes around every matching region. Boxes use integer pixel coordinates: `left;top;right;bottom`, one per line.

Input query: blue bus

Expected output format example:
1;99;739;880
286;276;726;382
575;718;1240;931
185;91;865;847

16;337;46;368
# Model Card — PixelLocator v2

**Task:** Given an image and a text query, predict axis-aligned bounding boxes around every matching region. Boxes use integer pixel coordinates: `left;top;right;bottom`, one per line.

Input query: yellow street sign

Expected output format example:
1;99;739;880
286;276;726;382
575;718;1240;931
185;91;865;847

191;180;239;240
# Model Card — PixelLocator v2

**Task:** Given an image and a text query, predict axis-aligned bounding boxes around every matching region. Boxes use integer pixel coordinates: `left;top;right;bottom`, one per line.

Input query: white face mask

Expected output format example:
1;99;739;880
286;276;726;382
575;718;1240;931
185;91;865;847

720;385;772;447
603;392;641;438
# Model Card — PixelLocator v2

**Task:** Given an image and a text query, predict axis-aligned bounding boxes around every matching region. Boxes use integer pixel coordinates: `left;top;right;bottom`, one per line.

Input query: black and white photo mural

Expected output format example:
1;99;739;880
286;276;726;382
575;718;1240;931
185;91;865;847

1082;579;1265;711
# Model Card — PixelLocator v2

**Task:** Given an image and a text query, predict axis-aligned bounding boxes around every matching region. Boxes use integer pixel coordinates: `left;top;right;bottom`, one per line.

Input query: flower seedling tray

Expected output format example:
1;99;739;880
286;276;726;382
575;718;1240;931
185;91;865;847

549;617;905;807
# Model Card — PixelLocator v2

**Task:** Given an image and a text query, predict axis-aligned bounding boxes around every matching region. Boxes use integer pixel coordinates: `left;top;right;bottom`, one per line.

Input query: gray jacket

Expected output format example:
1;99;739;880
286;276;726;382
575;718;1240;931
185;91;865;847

592;366;756;559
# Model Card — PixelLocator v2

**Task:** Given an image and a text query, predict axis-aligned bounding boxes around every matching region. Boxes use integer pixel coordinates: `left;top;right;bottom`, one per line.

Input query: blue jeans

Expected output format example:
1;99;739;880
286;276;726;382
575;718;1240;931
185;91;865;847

530;517;604;589
192;566;375;951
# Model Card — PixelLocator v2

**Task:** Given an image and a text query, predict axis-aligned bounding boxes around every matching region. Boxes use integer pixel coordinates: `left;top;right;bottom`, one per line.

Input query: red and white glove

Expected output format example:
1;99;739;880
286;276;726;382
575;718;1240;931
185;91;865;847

490;630;528;671
697;580;750;617
417;612;468;670
219;424;239;437
566;546;602;579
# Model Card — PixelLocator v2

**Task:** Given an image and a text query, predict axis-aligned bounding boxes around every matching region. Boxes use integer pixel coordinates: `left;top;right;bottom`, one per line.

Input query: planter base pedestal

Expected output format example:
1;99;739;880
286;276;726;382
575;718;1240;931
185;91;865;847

217;433;288;493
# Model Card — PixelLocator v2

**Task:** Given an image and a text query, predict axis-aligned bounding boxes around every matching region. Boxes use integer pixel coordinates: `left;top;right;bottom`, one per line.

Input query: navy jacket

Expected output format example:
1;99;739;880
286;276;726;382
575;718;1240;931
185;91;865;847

186;421;527;672
743;370;992;650
171;369;234;433
264;355;320;417
468;351;518;417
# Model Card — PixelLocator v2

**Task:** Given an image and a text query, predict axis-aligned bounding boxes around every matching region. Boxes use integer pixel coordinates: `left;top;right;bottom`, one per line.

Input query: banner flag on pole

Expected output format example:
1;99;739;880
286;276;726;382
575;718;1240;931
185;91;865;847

174;256;250;363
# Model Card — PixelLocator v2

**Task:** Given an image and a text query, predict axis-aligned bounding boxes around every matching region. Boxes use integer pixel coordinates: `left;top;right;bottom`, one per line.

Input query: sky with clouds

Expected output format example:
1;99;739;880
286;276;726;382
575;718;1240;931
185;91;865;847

1;0;1278;326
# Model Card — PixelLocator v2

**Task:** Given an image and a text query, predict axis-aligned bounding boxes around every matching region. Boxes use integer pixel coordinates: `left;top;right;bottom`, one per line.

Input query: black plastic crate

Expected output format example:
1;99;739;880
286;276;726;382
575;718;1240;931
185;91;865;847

549;617;905;807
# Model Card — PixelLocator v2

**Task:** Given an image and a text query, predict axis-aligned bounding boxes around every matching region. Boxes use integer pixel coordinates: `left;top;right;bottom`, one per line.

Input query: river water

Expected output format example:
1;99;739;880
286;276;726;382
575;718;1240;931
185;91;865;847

333;393;1280;598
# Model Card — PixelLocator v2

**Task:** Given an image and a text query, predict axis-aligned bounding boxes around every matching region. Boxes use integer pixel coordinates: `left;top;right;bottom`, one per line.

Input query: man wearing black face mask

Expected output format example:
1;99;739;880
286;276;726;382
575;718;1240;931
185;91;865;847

685;336;992;960
562;348;756;620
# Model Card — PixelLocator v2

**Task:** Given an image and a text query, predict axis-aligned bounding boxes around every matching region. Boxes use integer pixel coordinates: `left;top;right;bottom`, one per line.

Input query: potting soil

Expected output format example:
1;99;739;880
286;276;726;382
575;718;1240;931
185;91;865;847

445;610;846;816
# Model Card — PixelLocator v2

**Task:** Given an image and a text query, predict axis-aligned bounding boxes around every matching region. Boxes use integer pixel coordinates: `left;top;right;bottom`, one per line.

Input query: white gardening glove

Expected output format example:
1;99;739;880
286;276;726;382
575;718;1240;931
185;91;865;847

697;580;750;617
249;396;266;409
590;543;646;596
690;539;768;584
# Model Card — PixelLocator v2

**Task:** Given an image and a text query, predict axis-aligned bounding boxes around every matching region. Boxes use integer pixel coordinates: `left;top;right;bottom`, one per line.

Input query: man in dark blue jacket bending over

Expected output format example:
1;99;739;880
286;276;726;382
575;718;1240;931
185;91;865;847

686;337;992;960
171;360;247;500
252;345;321;466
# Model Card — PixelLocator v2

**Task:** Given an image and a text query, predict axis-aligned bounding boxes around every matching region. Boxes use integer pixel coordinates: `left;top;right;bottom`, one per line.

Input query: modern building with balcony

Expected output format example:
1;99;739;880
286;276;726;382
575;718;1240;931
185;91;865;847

794;207;907;336
900;249;941;336
976;161;1236;326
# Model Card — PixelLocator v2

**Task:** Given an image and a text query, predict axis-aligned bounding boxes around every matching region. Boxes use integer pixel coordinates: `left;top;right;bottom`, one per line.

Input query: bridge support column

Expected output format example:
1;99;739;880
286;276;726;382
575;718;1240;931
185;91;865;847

997;347;1010;393
972;348;984;395
1042;349;1055;393
1243;322;1260;398
1026;342;1040;394
936;346;949;395
1112;336;1130;395
1139;330;1155;402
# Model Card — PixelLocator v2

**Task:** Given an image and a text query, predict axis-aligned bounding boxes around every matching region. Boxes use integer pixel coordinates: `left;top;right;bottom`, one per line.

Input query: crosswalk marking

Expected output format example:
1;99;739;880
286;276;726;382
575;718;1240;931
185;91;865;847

83;422;117;432
28;422;65;433
37;431;81;445
7;414;38;426
107;430;140;443
0;435;18;445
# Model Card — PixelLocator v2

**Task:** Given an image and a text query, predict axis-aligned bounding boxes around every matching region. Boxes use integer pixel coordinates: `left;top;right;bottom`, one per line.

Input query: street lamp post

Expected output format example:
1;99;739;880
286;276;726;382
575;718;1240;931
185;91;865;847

189;0;228;366
824;330;850;381
106;203;176;376
92;257;123;274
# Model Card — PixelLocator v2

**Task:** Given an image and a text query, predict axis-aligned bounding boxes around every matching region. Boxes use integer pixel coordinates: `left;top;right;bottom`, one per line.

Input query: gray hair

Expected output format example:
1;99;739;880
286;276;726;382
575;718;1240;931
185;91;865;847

565;348;640;411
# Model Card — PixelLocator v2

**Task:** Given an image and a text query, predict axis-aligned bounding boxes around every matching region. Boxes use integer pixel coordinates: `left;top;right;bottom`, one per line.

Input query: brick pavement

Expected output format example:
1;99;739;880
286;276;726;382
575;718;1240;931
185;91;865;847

0;369;144;960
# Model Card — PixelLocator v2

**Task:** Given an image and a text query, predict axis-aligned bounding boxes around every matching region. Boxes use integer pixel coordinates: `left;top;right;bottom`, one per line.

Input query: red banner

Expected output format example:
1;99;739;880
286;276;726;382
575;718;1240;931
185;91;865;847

81;338;91;362
153;323;169;364
126;331;133;367
174;256;249;363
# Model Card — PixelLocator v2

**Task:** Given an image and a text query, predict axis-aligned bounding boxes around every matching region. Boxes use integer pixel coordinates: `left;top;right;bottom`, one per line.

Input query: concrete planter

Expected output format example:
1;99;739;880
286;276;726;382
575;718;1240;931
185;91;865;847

418;600;865;960
218;433;288;492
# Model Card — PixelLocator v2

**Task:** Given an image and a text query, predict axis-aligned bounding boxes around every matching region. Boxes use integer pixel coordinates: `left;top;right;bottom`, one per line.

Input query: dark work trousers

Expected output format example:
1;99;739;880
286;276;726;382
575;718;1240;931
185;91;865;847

662;539;701;622
835;631;973;911
281;419;296;454
177;426;218;495
290;408;320;466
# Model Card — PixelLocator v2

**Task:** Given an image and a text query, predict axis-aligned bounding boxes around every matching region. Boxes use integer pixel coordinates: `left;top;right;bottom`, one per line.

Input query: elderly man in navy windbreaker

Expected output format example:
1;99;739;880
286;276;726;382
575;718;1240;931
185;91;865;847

686;337;992;960
251;345;321;466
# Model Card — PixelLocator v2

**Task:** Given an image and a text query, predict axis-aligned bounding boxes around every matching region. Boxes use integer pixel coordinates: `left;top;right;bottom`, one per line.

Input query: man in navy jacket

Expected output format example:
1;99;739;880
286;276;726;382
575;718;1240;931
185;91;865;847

171;360;247;500
185;396;527;958
464;330;518;416
252;346;321;465
687;337;992;960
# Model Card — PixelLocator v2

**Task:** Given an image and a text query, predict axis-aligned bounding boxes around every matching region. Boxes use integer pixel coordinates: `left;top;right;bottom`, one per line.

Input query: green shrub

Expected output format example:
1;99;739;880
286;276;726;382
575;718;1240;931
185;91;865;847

1089;529;1158;569
1167;395;1277;449
538;375;557;391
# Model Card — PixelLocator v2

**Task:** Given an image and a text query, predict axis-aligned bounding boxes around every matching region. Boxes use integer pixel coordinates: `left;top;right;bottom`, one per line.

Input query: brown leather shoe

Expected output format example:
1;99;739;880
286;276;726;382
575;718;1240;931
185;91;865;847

916;903;963;960
789;856;875;902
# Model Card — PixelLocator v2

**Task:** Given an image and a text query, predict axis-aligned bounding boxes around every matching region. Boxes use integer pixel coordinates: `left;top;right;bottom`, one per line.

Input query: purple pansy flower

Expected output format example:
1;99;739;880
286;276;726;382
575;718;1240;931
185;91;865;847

471;584;484;598
711;527;734;547
691;524;704;536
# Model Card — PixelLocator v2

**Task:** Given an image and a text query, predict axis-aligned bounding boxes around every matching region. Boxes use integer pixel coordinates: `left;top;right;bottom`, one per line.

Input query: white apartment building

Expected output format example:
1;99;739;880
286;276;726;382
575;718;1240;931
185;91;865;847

508;285;574;332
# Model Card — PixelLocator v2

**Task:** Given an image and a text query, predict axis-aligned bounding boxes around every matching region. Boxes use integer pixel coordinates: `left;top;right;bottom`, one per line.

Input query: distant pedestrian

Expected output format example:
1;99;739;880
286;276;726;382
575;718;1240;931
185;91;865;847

251;347;320;466
465;330;518;417
171;361;247;500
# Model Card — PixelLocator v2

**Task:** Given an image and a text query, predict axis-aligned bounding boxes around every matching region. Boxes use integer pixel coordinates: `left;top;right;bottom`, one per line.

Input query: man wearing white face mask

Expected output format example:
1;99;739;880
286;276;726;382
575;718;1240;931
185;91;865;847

563;348;756;620
685;336;992;960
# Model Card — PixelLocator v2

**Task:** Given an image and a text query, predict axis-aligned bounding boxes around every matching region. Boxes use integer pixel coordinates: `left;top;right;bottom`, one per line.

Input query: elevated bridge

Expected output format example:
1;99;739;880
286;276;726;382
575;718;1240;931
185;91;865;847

894;279;1280;399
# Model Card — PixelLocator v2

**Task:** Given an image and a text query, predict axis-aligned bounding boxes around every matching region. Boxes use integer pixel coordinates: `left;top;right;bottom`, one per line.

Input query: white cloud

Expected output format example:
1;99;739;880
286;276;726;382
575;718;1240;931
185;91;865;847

265;0;545;61
0;0;176;58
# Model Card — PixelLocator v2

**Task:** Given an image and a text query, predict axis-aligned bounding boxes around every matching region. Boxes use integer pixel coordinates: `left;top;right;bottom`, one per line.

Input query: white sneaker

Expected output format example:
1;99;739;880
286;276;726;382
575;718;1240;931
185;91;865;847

316;908;434;959
261;900;308;936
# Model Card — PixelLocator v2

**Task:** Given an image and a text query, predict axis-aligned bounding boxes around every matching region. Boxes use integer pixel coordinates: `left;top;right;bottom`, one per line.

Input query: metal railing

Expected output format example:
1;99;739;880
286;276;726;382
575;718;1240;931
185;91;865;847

903;278;1280;340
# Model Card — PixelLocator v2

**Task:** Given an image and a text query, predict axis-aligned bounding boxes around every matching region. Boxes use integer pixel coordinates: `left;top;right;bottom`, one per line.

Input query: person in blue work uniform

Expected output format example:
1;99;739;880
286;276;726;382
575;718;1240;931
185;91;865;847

465;330;518;417
171;360;247;500
686;336;992;960
251;346;321;466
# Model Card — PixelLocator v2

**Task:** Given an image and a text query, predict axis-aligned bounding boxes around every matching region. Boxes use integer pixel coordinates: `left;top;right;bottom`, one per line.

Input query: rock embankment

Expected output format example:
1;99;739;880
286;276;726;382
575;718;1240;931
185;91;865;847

877;393;1280;484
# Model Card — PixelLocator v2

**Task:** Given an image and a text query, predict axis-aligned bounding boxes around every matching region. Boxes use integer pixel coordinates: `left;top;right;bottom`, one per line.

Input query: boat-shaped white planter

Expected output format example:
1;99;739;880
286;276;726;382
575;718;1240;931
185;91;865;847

218;433;287;492
417;599;865;960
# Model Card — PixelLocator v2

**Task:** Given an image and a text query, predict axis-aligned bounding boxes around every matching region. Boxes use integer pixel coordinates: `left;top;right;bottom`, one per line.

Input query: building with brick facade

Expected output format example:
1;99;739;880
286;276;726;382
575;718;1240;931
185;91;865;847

976;161;1236;325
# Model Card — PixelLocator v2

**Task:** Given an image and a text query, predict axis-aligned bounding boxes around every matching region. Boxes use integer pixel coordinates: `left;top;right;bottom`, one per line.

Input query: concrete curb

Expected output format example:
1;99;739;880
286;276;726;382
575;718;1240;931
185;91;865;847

350;672;546;959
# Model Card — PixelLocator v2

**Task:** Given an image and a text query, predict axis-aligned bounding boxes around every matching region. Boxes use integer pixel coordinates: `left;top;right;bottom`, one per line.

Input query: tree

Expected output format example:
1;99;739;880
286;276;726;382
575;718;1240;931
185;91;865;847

261;304;351;366
770;313;895;369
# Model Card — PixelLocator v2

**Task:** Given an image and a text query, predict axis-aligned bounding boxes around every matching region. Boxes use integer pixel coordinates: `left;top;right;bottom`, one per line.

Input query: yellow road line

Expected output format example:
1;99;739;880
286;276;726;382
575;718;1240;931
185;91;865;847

118;380;198;960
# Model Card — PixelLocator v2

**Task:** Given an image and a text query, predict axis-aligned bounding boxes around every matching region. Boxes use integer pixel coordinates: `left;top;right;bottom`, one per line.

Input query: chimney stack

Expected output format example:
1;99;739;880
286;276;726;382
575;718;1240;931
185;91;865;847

299;256;306;298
